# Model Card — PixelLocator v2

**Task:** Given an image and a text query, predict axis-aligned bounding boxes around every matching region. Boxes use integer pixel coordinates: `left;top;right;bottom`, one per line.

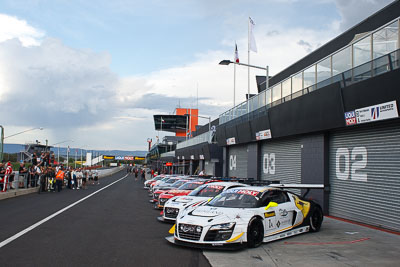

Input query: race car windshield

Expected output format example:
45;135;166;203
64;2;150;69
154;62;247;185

171;180;188;188
178;182;204;190
207;190;260;208
189;185;225;197
165;178;179;184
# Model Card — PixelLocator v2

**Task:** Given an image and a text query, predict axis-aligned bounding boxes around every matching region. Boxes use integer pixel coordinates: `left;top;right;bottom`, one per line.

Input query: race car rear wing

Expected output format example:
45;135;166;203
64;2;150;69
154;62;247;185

268;183;325;198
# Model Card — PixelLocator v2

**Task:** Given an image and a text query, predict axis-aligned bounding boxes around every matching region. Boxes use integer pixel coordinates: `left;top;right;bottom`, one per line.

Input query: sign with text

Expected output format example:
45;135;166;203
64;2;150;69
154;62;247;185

226;137;236;145
256;129;272;140
346;100;398;126
115;156;124;160
134;156;145;161
103;155;115;160
165;162;173;166
124;156;134;161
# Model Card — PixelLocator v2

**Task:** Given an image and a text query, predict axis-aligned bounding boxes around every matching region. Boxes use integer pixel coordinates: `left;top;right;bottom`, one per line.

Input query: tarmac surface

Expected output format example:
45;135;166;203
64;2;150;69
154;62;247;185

0;170;210;267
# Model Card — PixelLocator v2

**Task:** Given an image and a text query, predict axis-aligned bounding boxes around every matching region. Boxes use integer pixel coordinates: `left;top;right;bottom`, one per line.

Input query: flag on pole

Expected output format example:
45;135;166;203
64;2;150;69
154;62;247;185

249;17;257;53
161;117;165;123
234;43;239;63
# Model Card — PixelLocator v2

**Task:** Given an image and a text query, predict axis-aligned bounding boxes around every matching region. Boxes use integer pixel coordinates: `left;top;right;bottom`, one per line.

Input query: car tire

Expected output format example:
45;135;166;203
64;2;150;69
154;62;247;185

247;217;264;248
309;205;323;232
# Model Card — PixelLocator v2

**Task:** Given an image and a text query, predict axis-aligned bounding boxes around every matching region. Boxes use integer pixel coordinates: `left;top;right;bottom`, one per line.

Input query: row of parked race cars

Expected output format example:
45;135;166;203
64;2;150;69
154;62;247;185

144;174;324;249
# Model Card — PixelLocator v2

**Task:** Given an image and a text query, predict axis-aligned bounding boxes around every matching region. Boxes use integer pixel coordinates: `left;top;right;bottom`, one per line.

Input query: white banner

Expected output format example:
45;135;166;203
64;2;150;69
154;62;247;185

226;137;236;145
355;100;398;124
256;129;272;140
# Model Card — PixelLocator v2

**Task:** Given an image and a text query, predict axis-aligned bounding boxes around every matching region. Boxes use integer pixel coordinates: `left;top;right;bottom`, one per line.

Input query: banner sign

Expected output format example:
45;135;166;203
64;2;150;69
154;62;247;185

226;137;236;145
103;155;115;160
256;129;272;140
134;156;145;161
124;156;134;161
345;100;398;126
115;156;124;160
165;162;173;166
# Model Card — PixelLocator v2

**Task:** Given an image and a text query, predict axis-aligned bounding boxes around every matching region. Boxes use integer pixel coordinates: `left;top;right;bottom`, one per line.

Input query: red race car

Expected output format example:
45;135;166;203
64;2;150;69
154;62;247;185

156;179;220;209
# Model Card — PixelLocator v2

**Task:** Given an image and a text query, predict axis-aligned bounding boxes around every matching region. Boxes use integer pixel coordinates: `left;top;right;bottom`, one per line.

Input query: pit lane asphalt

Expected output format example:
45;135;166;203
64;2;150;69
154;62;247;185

0;170;211;267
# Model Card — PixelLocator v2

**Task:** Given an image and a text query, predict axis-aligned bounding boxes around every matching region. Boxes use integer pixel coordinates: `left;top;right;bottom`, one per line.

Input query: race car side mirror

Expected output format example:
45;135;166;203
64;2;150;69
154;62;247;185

264;202;278;210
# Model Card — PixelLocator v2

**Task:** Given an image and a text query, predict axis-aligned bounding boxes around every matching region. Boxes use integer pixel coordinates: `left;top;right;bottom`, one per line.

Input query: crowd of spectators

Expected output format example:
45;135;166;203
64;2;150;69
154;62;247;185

0;151;100;193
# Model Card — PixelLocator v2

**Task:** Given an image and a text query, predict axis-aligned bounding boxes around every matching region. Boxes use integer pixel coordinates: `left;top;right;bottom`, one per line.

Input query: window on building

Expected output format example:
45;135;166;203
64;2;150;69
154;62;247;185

373;21;399;59
353;35;372;67
317;57;331;83
332;46;351;76
303;64;316;88
282;78;292;98
292;72;303;93
272;83;281;102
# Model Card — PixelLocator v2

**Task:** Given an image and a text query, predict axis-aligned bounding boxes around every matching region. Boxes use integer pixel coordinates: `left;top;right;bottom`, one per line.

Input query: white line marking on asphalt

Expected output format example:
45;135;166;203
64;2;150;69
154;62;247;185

0;174;129;249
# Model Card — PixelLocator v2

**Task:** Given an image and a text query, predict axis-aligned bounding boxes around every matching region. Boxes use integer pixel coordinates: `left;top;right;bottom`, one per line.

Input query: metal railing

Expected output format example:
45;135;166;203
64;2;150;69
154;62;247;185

176;130;214;149
219;49;400;125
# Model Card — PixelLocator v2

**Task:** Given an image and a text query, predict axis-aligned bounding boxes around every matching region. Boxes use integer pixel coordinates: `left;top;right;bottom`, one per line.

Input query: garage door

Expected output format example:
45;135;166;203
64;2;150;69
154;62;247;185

259;138;302;184
329;122;400;231
228;144;248;178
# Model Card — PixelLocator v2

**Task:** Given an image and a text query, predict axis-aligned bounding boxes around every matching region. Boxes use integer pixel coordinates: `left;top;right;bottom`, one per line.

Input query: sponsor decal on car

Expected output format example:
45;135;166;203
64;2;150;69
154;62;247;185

229;189;259;196
264;211;276;218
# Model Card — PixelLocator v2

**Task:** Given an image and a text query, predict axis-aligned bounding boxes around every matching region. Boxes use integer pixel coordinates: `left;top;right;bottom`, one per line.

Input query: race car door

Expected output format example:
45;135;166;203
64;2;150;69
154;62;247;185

261;190;295;236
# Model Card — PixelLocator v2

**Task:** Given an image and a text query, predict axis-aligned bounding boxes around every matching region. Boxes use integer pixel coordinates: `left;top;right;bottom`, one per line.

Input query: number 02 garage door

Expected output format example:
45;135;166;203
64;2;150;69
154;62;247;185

329;122;400;231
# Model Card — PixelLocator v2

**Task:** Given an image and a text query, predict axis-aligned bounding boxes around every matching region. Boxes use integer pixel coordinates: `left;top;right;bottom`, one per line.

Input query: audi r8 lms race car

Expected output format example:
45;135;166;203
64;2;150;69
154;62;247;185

160;182;247;222
166;184;324;249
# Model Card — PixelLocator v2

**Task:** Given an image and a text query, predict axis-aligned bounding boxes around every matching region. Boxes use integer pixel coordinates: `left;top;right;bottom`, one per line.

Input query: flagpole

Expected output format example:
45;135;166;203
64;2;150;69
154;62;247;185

247;17;250;113
233;63;236;107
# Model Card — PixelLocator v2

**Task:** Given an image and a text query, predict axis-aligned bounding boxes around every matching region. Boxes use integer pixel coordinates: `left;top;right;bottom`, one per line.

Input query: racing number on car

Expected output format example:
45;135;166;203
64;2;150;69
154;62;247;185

336;147;367;182
263;153;275;174
229;155;237;171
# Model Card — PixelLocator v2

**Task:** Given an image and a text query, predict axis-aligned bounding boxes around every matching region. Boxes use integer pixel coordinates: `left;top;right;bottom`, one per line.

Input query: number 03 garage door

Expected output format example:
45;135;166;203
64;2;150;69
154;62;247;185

329;122;400;231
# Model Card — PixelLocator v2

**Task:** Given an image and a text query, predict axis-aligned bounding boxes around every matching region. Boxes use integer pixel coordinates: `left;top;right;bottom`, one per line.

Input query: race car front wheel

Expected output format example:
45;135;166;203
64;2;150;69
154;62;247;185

247;217;264;248
309;205;323;232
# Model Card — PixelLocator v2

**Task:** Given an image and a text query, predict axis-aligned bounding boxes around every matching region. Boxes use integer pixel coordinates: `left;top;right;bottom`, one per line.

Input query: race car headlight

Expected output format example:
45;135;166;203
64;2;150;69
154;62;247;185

209;222;236;231
205;223;236;241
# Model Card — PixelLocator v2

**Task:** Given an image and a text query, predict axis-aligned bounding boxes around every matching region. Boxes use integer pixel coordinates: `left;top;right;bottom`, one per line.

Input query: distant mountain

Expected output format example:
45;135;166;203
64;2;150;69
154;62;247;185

3;143;147;157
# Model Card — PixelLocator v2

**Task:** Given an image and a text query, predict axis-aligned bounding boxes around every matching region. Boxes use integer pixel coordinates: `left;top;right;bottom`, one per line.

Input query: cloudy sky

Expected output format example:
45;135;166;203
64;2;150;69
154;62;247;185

0;0;393;150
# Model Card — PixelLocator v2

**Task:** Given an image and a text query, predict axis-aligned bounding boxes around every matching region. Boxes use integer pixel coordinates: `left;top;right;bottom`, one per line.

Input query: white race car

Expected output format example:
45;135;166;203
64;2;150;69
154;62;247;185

159;182;247;222
166;184;324;249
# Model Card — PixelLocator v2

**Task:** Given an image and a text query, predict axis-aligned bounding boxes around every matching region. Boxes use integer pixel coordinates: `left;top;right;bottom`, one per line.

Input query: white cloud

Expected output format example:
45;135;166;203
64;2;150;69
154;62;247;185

333;0;394;31
0;14;44;46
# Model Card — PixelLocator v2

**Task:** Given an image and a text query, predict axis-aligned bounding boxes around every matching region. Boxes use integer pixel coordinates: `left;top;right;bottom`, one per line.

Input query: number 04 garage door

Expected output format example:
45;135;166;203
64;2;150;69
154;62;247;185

329;122;400;231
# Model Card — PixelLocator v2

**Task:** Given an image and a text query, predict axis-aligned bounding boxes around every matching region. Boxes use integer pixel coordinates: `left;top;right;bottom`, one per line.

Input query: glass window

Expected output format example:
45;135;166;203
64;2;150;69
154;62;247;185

292;72;303;93
266;88;272;105
373;21;399;59
332;46;351;75
258;90;266;107
303;65;316;88
317;57;331;83
353;35;371;67
282;78;291;98
272;83;281;102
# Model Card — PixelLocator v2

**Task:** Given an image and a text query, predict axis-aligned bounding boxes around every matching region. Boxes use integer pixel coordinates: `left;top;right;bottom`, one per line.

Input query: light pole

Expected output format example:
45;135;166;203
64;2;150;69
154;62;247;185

219;60;269;111
52;139;73;165
0;126;44;162
0;125;4;162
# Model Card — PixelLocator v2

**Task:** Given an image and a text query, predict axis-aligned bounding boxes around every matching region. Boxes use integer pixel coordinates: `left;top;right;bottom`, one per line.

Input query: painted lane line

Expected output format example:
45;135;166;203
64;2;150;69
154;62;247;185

0;174;129;249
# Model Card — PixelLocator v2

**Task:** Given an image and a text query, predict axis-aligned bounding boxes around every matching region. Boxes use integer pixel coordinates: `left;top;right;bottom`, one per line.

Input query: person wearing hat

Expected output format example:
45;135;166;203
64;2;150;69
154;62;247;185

1;162;13;192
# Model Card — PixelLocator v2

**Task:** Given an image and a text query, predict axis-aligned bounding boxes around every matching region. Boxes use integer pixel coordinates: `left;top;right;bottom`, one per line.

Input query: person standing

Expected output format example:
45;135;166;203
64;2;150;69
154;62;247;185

55;167;65;192
94;169;99;185
1;162;13;192
82;168;87;189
